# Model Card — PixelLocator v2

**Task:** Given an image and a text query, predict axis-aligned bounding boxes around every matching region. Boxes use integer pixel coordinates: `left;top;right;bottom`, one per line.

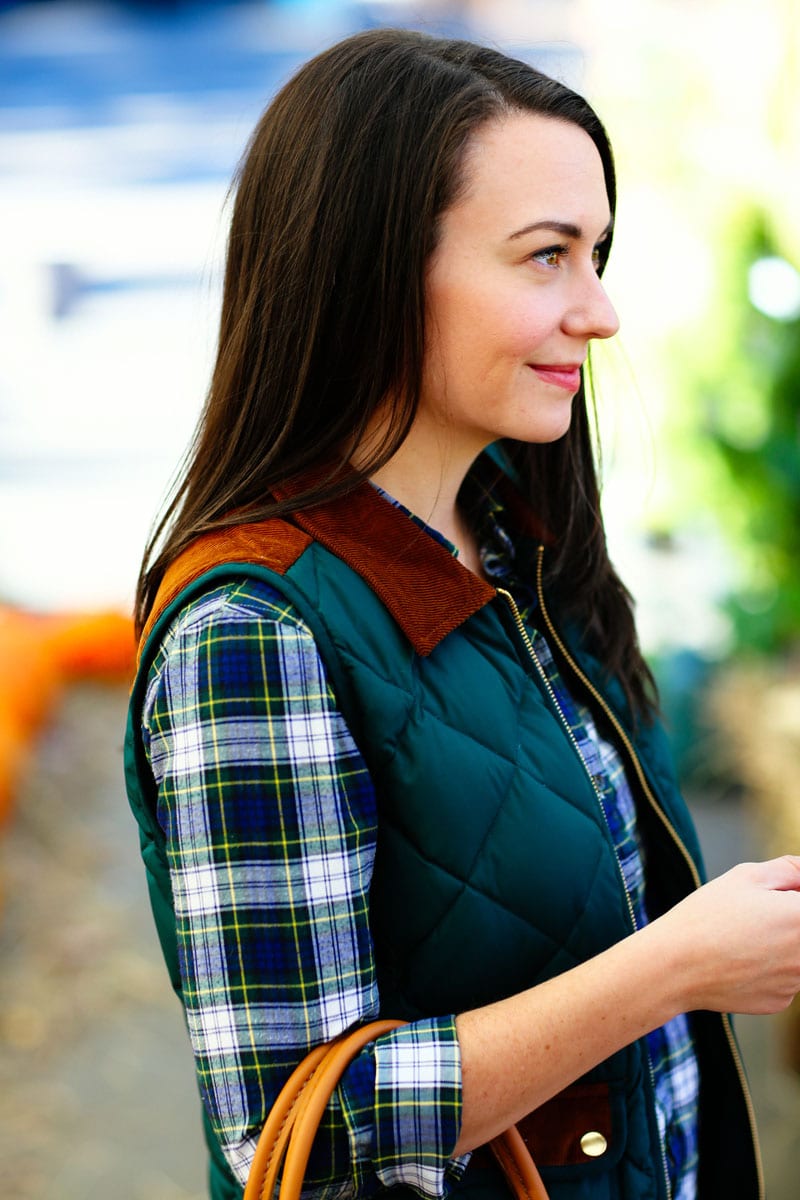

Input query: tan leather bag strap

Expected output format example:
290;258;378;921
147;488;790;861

488;1125;550;1200
244;1020;550;1200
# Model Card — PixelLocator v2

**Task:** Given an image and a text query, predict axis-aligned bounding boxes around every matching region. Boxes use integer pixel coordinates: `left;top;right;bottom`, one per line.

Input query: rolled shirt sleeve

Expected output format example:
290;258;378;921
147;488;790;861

141;578;467;1198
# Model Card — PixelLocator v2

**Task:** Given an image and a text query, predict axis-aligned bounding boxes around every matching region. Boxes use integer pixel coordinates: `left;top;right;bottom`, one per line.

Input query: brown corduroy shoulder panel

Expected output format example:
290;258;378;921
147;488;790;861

272;474;497;657
138;520;311;662
139;465;505;666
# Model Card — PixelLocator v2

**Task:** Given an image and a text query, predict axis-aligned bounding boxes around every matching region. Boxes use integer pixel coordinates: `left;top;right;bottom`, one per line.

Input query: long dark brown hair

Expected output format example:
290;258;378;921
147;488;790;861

136;27;655;715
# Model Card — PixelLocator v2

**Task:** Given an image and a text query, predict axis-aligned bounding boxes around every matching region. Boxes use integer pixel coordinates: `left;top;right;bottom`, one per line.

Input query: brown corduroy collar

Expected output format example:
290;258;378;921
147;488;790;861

273;470;497;656
141;458;547;661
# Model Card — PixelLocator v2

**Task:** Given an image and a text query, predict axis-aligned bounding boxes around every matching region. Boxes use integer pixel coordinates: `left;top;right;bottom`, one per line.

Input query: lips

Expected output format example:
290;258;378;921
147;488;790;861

529;363;583;392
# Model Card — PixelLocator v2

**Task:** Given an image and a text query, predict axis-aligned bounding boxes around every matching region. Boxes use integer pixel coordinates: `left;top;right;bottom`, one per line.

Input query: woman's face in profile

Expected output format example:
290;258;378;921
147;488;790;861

418;111;619;462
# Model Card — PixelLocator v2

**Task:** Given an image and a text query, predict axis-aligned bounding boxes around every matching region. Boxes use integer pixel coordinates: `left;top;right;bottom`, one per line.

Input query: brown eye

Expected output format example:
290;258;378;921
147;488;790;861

532;245;567;267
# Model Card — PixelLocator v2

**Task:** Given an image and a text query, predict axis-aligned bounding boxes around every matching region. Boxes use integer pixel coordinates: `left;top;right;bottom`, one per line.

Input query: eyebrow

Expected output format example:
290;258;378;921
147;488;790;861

507;218;614;242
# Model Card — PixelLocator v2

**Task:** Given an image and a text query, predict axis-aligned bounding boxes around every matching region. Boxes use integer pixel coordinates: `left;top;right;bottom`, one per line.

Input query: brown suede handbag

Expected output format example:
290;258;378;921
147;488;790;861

243;1018;550;1200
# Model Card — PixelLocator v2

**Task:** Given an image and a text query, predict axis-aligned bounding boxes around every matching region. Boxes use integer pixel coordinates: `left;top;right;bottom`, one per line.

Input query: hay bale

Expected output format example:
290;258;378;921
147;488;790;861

709;661;800;1072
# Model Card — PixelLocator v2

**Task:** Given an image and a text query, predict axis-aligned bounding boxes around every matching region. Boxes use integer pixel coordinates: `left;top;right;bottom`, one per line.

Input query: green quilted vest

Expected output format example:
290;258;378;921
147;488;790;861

125;467;761;1200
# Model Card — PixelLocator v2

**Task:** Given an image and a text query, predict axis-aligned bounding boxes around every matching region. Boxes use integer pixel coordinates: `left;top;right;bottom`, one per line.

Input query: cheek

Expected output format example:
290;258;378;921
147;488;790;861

421;299;482;390
426;270;557;380
465;278;557;362
504;294;559;357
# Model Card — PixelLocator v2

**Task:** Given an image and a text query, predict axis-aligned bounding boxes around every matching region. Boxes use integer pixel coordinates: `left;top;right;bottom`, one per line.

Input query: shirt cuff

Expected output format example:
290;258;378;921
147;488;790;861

340;1017;470;1200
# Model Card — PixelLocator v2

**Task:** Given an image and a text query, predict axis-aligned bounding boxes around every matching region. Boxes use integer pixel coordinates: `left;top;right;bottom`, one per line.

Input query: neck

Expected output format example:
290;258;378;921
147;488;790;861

365;425;486;576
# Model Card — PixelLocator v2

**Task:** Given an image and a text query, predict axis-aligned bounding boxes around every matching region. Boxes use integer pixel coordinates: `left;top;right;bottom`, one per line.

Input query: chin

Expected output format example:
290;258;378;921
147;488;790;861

515;412;575;446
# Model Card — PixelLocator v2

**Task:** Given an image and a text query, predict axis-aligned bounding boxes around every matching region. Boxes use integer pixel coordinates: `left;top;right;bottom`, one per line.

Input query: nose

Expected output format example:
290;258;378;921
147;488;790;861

563;271;620;342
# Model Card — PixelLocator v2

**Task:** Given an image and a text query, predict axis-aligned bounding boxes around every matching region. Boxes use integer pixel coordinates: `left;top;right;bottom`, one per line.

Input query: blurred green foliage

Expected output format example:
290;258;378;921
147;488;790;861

681;210;800;654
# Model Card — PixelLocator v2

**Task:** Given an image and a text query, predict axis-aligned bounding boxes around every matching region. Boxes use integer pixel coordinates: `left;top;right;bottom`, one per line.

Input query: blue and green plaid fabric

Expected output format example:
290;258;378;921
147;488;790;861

143;584;465;1196
143;474;698;1199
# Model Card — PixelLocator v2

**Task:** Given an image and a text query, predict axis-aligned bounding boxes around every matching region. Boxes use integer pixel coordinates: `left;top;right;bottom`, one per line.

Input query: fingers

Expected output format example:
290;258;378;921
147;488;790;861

663;857;800;1014
766;855;800;891
727;856;800;892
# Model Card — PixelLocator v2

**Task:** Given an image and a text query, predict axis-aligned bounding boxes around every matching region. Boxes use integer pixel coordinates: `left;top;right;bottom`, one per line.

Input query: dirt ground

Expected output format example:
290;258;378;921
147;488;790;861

1;683;799;1198
0;683;206;1200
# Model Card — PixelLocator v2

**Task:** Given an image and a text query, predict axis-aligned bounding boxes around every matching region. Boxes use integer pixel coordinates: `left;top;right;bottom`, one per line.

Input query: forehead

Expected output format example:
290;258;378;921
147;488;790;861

449;111;610;236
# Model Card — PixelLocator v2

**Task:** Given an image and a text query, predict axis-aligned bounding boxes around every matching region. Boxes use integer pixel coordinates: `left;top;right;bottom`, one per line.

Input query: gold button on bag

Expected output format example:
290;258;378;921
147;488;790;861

580;1130;608;1158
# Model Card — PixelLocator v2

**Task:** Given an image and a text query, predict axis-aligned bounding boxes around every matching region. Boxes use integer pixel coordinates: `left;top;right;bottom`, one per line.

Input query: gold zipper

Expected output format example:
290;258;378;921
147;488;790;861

497;583;672;1197
532;544;765;1200
495;585;640;936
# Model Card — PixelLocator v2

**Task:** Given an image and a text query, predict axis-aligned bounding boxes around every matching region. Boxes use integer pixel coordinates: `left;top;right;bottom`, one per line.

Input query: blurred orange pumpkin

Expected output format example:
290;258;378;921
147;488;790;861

0;720;31;826
0;610;63;738
0;606;135;826
0;609;63;826
43;610;136;681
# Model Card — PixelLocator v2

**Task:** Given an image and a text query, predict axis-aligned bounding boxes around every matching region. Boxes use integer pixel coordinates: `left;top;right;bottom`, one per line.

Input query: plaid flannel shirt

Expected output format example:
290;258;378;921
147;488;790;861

142;476;697;1199
143;578;465;1198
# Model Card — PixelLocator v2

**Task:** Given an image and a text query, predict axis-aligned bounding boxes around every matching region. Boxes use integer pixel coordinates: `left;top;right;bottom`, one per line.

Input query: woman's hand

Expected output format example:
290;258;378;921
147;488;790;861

454;855;800;1153
650;855;800;1016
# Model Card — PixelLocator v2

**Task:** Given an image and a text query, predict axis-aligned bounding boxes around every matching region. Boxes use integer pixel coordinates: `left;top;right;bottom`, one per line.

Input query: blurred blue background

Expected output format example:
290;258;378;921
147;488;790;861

0;0;341;612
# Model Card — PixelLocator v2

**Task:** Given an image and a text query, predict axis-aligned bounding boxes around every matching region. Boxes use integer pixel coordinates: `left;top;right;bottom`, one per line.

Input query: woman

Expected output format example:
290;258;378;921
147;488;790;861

125;28;800;1200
